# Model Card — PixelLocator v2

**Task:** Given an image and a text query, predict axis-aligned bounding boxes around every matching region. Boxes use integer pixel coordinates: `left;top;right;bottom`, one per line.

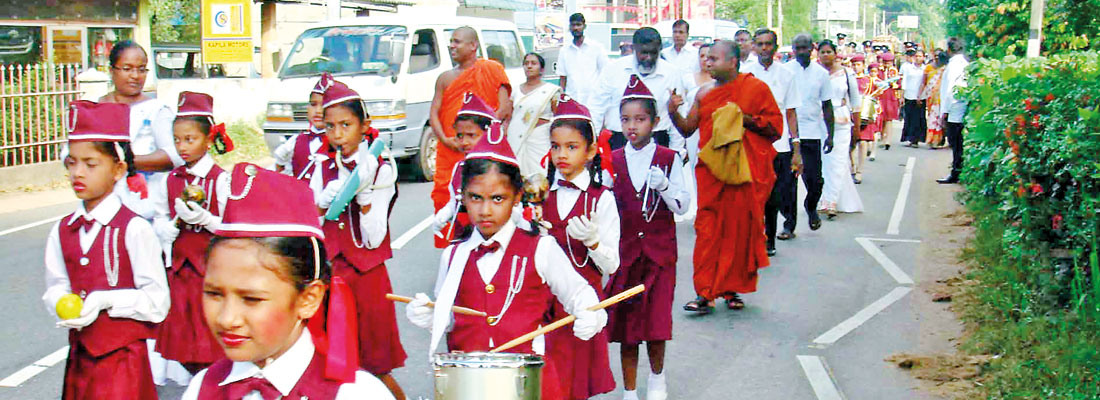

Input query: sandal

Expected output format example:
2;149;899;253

683;296;714;314
777;230;796;240
725;293;745;310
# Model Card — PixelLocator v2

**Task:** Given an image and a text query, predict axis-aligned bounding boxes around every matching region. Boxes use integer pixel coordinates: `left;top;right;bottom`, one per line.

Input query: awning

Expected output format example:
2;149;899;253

462;0;535;11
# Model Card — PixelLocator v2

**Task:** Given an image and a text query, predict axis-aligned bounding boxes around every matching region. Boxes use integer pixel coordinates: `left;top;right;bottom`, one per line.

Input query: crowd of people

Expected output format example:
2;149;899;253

40;15;970;400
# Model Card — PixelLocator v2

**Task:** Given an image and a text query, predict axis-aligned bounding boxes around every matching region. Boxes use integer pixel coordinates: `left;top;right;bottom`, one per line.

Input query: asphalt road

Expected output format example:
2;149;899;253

0;138;952;399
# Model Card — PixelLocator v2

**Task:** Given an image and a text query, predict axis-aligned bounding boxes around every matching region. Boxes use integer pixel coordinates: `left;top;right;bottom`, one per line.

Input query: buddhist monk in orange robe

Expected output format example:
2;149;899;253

429;26;512;248
669;40;782;312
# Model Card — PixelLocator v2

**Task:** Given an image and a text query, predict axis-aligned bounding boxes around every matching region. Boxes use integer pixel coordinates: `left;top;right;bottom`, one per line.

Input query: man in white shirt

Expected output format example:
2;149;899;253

741;28;801;253
785;33;835;231
661;19;699;74
591;27;685;151
937;37;970;184
900;48;927;147
734;29;758;66
556;13;609;106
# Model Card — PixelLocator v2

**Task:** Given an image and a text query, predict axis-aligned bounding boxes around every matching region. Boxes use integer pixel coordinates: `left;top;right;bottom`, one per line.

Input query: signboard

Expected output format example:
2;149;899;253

201;0;252;63
897;15;919;29
816;0;859;22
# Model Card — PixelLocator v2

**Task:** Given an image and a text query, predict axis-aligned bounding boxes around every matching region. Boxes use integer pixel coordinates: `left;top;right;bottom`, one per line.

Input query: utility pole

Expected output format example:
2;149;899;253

777;0;784;45
1027;0;1045;57
767;0;773;31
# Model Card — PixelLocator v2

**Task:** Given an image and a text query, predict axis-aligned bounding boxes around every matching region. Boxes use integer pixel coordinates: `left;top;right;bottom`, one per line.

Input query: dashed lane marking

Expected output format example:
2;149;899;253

887;156;916;235
812;287;913;346
0;346;69;388
797;355;844;400
391;216;433;250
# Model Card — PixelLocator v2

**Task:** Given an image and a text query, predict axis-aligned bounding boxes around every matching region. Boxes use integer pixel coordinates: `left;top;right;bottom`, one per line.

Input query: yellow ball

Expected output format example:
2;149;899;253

56;294;83;320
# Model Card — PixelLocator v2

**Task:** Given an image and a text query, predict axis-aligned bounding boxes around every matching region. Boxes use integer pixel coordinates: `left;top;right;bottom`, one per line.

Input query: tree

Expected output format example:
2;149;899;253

944;0;1100;58
150;0;201;44
715;0;819;44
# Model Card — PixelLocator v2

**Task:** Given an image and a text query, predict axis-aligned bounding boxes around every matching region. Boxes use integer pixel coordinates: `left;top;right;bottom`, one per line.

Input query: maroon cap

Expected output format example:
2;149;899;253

322;80;361;110
67;100;130;143
176;91;214;118
457;92;497;121
552;93;593;126
312;72;335;95
622;74;654;101
465;121;517;167
851;54;866;62
878;52;895;62
216;163;324;240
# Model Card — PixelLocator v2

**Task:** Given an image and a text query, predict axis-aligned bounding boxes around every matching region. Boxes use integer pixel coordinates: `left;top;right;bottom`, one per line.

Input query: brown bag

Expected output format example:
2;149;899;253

698;102;753;185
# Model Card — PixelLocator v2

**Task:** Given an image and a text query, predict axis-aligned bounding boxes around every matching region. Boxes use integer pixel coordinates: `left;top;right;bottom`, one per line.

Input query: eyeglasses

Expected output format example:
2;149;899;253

112;66;149;75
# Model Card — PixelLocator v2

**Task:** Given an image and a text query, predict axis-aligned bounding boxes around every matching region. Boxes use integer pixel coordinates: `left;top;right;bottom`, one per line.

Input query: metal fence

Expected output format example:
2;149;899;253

1;64;81;168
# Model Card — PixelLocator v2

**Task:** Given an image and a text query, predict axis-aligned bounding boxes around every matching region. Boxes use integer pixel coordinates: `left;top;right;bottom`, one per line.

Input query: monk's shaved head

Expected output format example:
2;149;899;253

455;26;479;46
711;39;740;62
706;40;741;82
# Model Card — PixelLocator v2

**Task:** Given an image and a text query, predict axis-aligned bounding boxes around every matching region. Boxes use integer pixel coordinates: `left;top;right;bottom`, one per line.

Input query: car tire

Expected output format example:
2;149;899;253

412;125;436;182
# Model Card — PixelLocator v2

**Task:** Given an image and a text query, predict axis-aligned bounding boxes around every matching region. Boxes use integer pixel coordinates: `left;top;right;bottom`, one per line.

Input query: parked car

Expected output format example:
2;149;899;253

263;15;527;180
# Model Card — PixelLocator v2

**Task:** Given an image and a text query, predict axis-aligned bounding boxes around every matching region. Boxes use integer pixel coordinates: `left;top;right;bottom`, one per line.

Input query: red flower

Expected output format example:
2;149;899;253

1030;183;1043;195
1014;114;1026;126
1024;98;1036;110
1052;214;1063;230
1004;127;1013;139
1016;186;1026;198
1010;141;1020;154
1044;93;1055;102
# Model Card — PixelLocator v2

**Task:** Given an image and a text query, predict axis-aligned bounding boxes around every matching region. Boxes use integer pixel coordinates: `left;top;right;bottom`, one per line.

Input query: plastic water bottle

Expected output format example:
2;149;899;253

136;119;155;179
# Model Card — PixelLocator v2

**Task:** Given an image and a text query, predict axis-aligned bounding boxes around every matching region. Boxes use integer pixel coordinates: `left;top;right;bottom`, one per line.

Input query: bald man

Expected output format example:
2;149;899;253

428;26;512;247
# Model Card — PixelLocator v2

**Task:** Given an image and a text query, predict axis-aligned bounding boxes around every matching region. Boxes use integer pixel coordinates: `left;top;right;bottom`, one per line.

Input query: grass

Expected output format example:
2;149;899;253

954;206;1100;399
211;114;270;168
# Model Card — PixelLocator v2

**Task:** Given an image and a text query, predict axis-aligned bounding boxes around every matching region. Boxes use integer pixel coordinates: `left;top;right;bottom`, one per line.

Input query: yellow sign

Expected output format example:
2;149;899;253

201;0;252;63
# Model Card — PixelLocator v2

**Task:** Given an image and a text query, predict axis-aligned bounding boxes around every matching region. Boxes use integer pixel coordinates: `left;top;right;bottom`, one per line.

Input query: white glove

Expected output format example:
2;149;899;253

572;308;607;341
152;217;179;244
174;198;220;231
317;179;345;209
405;293;434;329
357;151;381;184
56;291;114;330
646;166;670;192
432;205;454;234
355;187;374;206
566;215;600;247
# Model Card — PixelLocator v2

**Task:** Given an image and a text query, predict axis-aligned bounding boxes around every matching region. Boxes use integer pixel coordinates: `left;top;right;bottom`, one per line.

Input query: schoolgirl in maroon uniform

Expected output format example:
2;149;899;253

542;95;620;399
147;91;234;374
43;101;170;399
312;79;407;398
181;163;395;399
605;76;691;400
430;92;497;245
405;122;606;399
273;73;336;198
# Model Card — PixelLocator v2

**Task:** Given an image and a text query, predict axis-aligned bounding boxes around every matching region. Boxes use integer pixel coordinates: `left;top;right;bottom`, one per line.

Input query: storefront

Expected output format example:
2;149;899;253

0;0;140;68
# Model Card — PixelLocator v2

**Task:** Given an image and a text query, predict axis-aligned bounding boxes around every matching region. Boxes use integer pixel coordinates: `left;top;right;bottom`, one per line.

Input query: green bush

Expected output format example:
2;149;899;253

957;51;1100;398
945;0;1100;58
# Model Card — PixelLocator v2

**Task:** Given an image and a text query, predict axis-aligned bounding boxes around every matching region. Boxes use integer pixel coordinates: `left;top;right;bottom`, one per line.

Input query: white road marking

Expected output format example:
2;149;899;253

0;215;65;238
0;346;69;387
391;216;433;250
887;156;916;235
855;238;915;285
858;237;922;243
797;355;844;400
812;286;913;345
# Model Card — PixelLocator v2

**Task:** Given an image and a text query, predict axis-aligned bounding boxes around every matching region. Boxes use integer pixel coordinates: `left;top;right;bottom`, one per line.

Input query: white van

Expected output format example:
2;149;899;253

263;16;527;180
653;19;742;47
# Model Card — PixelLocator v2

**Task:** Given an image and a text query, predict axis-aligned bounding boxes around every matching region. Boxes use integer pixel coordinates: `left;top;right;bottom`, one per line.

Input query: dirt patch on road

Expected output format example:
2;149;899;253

885;164;989;399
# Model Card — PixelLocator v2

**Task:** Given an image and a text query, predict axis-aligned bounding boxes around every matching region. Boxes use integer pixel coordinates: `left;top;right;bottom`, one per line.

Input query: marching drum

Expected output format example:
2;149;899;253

860;96;879;126
433;352;544;400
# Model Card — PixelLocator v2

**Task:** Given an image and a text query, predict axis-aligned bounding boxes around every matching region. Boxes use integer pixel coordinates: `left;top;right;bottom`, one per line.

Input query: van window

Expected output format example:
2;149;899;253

408;29;439;74
153;49;253;79
482;30;522;68
281;25;408;78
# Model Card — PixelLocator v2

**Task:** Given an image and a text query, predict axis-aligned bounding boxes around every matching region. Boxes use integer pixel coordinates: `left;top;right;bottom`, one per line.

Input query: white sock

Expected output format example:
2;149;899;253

623;389;640;400
648;371;667;392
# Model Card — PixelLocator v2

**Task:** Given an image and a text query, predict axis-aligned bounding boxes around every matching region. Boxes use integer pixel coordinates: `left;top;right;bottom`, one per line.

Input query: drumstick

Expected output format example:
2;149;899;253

385;293;488;317
489;284;646;353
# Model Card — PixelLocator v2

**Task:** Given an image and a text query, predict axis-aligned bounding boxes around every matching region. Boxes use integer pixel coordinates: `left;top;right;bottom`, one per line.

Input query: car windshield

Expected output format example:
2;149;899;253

280;25;407;78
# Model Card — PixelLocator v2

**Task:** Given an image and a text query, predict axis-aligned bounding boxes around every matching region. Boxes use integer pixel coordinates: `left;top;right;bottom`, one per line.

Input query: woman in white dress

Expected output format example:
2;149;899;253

507;52;560;180
817;40;864;218
676;43;713;221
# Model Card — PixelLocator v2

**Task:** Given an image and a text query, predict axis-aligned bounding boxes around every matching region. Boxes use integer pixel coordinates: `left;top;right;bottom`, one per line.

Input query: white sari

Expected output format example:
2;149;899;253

821;67;864;213
507;82;560;179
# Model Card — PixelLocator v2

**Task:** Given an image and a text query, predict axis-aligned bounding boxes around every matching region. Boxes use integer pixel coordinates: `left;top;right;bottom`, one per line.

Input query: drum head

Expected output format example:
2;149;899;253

433;352;545;369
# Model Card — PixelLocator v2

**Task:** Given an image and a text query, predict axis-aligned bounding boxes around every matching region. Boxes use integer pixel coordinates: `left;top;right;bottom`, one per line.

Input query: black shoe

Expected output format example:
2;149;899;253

809;213;822;230
777;229;796;240
937;175;959;184
884;144;891;150
767;247;777;257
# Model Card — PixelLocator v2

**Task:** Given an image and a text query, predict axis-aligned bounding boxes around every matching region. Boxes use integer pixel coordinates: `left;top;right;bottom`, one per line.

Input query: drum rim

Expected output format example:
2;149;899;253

433;351;545;368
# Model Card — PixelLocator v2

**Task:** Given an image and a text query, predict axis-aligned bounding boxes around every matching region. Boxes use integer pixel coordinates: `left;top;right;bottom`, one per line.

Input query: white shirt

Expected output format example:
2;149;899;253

941;54;970;123
786;60;834;140
623;141;691;215
333;147;398;249
429;220;601;355
741;59;802;152
181;328;396;400
591;56;685;133
742;52;759;66
42;193;170;323
549;170;621;275
900;61;925;100
661;44;700;74
556;39;609;106
273;128;329;200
